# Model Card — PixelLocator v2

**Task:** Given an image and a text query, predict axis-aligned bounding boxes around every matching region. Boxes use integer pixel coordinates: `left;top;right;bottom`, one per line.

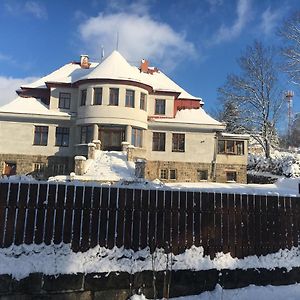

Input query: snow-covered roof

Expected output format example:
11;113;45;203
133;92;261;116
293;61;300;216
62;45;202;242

220;132;250;139
22;51;201;101
0;96;70;117
152;108;224;127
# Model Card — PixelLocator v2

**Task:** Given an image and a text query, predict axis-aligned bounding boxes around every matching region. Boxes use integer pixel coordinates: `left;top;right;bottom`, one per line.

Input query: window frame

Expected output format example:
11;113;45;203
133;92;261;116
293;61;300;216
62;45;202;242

93;87;102;105
218;140;245;155
197;169;208;181
152;132;166;151
226;171;237;182
109;88;119;106
55;127;70;147
33;126;48;146
80;125;93;144
155;99;166;115
131;128;143;148
169;169;177;180
80;89;87;106
140;93;147;111
33;162;46;173
125;89;135;108
160;169;168;180
58;92;71;109
172;133;185;152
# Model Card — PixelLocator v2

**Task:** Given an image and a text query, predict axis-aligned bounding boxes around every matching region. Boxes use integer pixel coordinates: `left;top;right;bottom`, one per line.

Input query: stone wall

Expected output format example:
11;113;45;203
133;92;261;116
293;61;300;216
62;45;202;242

215;164;247;183
144;161;212;182
0;154;73;179
1;268;300;299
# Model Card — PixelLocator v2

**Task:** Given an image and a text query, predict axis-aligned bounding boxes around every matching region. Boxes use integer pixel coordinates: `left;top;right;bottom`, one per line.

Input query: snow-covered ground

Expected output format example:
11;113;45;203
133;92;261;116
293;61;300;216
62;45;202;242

130;284;300;300
2;243;300;280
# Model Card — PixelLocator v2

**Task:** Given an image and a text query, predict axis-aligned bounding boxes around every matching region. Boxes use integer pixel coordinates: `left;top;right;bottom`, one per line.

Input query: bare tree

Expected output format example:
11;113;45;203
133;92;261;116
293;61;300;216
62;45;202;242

218;41;284;158
279;11;300;86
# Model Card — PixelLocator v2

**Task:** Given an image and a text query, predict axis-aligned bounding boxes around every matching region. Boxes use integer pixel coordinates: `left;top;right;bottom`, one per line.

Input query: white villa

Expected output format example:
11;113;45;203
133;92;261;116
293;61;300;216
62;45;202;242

0;51;249;183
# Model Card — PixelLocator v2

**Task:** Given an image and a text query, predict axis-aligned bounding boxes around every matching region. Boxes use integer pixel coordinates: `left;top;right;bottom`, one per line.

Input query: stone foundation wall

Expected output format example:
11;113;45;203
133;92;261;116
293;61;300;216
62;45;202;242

0;154;73;179
215;164;247;183
145;161;213;182
144;161;247;183
1;268;300;299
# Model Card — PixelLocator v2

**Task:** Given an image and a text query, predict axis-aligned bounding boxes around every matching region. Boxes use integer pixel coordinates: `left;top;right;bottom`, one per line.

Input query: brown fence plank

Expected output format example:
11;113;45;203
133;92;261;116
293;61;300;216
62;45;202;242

140;190;149;249
99;187;109;247
186;191;194;249
14;183;29;245
116;188;125;248
149;190;157;252
214;193;222;254
227;193;236;257
34;184;47;244
178;191;187;253
132;189;142;251
0;183;9;247
285;197;293;250
123;189;133;249
71;186;84;251
63;185;75;244
52;184;65;245
156;190;164;249
4;183;19;247
278;196;286;251
107;188;118;249
90;186;101;248
221;193;229;254
171;191;179;254
193;192;201;248
234;194;243;258
80;186;92;251
241;194;249;257
164;190;172;251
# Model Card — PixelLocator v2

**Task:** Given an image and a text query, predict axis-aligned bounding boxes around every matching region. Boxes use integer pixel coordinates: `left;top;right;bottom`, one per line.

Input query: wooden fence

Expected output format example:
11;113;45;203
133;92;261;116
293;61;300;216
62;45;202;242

0;181;299;258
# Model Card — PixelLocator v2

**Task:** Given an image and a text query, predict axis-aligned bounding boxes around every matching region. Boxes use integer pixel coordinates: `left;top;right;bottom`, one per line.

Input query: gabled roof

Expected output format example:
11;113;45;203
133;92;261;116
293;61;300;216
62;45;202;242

22;51;202;101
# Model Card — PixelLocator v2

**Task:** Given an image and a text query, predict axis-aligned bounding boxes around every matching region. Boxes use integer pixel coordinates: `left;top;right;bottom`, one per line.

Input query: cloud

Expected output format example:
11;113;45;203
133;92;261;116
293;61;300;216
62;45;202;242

260;7;281;35
4;1;47;19
0;76;38;107
78;12;196;71
210;0;251;45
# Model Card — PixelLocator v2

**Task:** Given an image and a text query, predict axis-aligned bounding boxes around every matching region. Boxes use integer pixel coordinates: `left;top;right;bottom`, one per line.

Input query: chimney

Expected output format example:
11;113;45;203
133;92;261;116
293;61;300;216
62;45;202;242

80;55;90;69
140;59;149;73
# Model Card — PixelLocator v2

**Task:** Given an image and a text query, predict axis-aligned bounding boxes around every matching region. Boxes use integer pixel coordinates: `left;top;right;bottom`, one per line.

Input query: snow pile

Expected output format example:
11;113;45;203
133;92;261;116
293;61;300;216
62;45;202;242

248;150;300;178
80;150;135;182
130;284;300;300
2;244;300;280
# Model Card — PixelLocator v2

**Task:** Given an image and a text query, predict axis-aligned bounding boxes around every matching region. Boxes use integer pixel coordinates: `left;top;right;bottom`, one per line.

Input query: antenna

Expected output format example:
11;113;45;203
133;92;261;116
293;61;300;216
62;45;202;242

116;32;119;51
285;90;294;138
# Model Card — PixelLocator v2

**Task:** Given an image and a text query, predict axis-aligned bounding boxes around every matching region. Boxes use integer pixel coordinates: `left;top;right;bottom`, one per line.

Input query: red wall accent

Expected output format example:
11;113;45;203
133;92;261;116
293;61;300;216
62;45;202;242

174;99;201;116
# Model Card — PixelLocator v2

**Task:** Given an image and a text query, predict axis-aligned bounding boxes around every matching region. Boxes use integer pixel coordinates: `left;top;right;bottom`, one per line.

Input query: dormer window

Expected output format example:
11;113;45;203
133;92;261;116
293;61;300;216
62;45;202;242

155;99;165;115
58;92;71;109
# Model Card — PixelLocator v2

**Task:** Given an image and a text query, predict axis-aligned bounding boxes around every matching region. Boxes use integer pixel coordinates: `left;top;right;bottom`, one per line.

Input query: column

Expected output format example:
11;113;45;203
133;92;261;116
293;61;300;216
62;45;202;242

93;124;98;141
126;125;132;144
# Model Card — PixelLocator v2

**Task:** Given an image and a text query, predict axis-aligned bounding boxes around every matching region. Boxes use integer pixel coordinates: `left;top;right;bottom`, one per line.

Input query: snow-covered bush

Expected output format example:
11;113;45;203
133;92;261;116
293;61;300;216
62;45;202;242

248;150;300;177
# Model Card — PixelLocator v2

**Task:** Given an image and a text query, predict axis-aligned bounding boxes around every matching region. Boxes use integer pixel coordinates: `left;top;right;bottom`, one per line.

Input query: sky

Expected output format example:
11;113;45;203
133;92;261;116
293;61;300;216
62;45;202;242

0;0;299;118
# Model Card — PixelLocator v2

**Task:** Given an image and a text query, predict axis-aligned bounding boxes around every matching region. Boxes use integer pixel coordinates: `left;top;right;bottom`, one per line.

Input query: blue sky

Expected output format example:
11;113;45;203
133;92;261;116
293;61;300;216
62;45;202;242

0;0;299;116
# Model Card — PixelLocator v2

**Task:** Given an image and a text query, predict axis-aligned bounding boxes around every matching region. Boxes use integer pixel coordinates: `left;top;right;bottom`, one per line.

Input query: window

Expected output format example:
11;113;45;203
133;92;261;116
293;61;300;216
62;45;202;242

140;93;147;110
80;89;87;106
152;132;166;151
33;163;46;173
58;92;71;109
132;128;143;148
197;169;208;181
155;99;165;115
226;171;237;182
33;126;48;146
55;127;70;147
160;169;168;180
125;89;135;108
80;125;93;144
172;133;185;152
52;164;66;175
109;88;119;106
93;88;102;105
218;140;245;155
169;169;177;180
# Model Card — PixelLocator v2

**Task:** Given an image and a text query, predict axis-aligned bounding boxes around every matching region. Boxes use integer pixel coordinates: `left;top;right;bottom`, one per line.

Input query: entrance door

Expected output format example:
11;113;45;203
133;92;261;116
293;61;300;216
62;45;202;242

3;162;17;176
99;127;125;151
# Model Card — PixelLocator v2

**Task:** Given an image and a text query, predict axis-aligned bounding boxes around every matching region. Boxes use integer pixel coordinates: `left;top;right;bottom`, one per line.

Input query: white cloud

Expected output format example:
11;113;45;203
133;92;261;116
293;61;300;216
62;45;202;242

211;0;251;45
78;12;196;71
4;1;47;19
260;7;281;35
0;76;38;107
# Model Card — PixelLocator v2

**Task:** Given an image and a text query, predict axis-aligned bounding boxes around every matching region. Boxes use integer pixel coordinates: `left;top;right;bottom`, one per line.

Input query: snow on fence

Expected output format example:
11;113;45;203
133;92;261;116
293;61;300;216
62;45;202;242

0;181;300;258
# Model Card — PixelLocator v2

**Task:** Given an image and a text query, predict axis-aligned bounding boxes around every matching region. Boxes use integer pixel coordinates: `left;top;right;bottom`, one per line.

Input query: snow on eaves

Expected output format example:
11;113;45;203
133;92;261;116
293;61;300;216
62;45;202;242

0;96;71;117
152;108;224;126
21;51;201;101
